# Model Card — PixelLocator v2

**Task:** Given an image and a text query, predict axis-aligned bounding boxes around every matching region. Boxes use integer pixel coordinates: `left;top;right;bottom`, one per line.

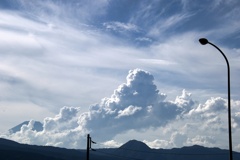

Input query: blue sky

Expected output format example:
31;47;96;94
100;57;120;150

0;0;240;150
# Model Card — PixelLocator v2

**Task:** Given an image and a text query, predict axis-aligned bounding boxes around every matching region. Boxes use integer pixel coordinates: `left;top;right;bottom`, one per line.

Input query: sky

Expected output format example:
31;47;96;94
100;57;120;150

0;0;240;151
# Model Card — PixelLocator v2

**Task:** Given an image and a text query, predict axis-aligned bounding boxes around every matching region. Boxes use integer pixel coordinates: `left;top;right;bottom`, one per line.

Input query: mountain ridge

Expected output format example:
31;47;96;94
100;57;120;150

1;138;239;160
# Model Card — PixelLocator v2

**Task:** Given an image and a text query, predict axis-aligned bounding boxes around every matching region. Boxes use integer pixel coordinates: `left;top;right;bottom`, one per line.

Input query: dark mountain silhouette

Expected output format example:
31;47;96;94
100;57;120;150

120;139;151;151
8;121;43;134
110;139;152;159
0;138;240;160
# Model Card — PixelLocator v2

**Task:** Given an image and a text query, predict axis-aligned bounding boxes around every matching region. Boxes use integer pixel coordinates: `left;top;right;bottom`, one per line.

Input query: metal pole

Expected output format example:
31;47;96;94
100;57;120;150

86;134;90;160
199;38;233;160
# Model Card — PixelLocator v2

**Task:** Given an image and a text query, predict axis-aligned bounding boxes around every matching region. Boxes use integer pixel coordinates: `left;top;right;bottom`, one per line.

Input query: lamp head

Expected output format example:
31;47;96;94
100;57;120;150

199;38;209;45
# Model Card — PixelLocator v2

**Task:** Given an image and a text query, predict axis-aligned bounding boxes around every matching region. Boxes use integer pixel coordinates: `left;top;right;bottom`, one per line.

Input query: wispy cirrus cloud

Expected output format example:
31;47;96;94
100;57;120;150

103;21;139;32
148;13;193;38
12;0;109;23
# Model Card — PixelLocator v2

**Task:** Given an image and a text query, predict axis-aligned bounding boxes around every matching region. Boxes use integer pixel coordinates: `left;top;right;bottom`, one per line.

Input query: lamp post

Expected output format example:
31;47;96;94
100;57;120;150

199;38;233;160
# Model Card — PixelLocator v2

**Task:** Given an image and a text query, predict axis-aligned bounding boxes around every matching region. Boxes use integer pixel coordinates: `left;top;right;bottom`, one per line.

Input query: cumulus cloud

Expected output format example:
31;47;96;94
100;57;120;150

186;97;229;132
232;100;240;129
170;132;188;147
1;69;195;148
142;132;215;149
143;132;187;149
116;105;142;119
186;135;216;147
233;112;240;128
189;97;227;115
1;68;239;150
101;140;123;148
43;106;80;132
143;139;173;149
83;69;195;141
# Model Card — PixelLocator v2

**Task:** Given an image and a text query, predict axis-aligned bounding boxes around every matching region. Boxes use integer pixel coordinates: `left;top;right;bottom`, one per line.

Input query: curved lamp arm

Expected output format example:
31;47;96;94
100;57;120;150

199;38;232;160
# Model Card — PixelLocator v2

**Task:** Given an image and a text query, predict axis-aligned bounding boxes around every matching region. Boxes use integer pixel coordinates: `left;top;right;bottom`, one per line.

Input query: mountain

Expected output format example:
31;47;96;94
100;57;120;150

107;140;240;160
120;139;151;151
0;138;84;160
0;138;115;160
8;121;43;134
109;139;152;159
0;138;240;160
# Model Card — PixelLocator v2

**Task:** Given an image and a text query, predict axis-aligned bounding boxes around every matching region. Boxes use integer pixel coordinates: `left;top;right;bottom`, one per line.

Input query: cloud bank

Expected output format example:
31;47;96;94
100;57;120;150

1;69;239;150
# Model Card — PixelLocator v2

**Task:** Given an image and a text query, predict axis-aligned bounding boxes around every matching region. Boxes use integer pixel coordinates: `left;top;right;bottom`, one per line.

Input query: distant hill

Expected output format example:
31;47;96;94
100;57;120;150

110;139;151;159
8;121;43;134
120;139;151;151
0;138;240;160
0;138;84;160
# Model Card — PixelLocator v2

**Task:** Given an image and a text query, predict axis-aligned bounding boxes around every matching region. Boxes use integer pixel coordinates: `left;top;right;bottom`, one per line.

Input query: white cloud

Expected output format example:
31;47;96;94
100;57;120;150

83;69;187;140
170;132;188;147
0;69;194;148
15;0;109;23
186;135;216;147
143;132;188;149
143;139;173;149
1;68;239;151
148;13;193;37
233;112;240;129
116;105;142;119
188;97;226;116
101;140;123;148
0;9;147;114
135;37;152;42
43;106;80;132
103;21;139;32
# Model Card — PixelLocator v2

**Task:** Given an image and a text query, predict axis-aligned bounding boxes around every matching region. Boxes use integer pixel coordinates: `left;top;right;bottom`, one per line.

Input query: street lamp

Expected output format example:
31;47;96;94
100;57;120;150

199;38;233;160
